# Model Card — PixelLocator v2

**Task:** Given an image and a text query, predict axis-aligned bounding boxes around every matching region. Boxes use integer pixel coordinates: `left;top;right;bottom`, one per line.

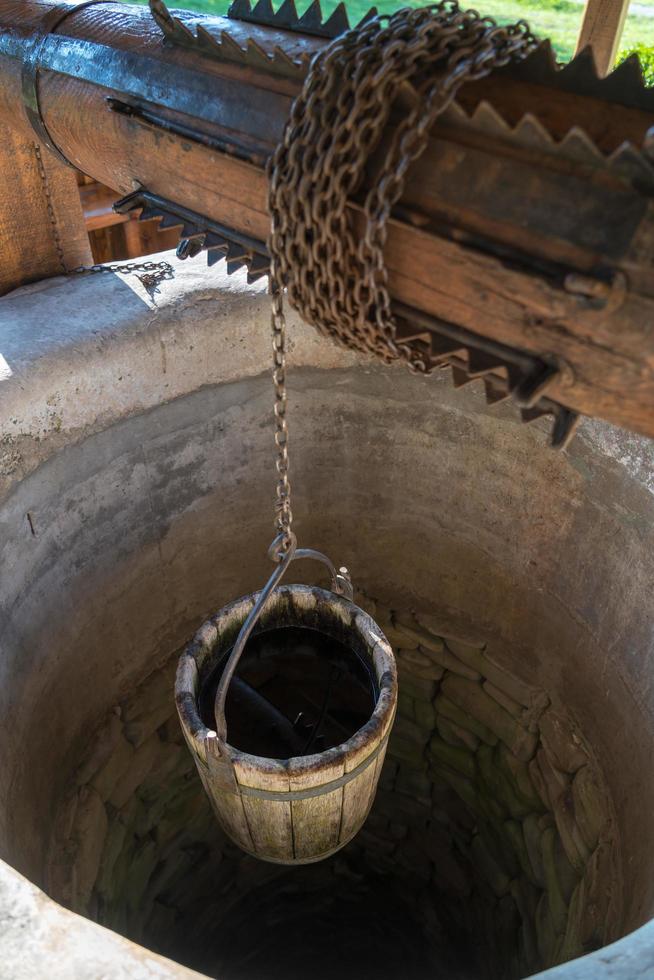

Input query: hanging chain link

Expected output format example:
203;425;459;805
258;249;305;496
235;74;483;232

271;276;293;548
267;1;537;548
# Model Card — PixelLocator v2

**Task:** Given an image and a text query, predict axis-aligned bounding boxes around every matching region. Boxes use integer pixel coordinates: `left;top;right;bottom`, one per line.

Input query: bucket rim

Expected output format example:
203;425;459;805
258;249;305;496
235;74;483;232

175;583;397;777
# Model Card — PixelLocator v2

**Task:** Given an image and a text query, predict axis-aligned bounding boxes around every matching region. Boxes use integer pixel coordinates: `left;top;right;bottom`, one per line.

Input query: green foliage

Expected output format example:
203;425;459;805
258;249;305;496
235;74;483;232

618;44;654;86
513;0;580;16
126;0;654;71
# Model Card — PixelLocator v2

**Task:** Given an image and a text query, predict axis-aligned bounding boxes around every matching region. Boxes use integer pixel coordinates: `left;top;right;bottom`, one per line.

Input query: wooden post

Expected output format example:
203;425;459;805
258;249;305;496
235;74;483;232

575;0;631;76
0;131;92;296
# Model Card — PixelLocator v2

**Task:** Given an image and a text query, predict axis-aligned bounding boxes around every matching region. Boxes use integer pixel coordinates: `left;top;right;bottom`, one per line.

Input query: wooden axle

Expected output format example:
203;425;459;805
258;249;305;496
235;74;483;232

0;0;654;438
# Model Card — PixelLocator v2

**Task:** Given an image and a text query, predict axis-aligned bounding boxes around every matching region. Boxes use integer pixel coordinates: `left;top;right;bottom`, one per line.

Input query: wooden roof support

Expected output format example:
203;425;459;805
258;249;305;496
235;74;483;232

0;130;92;295
575;0;631;76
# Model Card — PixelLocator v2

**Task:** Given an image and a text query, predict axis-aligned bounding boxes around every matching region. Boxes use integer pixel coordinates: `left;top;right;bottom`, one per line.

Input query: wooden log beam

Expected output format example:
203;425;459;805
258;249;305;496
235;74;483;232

0;0;653;439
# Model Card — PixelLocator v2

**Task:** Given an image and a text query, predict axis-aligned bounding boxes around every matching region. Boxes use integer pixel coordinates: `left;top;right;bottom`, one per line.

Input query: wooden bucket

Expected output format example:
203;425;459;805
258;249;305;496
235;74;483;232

176;583;397;864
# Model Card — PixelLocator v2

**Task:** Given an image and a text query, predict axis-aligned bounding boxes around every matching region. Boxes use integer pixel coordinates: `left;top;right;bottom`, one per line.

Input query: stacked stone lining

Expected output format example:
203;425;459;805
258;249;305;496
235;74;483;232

370;597;621;978
46;601;621;980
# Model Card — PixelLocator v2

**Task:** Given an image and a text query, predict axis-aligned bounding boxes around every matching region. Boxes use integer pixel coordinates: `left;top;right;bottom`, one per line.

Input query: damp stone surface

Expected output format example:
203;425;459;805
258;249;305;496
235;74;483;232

0;256;653;980
46;600;619;980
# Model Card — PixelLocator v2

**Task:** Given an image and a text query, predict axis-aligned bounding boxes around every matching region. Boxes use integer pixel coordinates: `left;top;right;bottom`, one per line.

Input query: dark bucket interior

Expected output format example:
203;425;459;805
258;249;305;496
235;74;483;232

198;624;379;758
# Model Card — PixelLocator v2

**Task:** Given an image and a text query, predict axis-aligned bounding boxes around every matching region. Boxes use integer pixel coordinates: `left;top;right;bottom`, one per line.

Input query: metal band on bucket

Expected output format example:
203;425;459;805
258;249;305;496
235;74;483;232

235;731;390;801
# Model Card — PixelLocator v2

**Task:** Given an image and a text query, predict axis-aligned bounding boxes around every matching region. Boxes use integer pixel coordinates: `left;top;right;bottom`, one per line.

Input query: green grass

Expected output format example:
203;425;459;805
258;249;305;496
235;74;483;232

129;0;654;68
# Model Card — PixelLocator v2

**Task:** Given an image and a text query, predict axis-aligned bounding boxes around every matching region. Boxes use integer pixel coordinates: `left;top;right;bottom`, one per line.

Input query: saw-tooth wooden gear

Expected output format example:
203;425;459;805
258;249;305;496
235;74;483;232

227;0;367;39
150;0;310;79
113;191;270;281
138;0;654;447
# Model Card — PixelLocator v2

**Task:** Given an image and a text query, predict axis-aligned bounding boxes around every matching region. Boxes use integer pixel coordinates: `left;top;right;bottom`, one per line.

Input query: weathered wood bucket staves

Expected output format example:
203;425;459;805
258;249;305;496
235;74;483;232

175;538;397;864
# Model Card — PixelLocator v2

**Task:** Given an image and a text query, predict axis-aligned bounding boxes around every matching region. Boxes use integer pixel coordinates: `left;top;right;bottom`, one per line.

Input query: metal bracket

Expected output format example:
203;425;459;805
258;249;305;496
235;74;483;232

393;303;580;450
113;189;269;281
21;0;115;165
107;97;265;166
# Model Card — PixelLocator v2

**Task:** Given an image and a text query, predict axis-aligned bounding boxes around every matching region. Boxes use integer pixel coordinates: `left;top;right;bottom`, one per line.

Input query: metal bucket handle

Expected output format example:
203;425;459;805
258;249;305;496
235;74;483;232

213;533;354;741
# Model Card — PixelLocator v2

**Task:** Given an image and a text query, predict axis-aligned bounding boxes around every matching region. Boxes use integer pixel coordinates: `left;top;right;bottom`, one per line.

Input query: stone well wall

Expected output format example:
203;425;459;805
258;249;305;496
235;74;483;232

0;254;653;980
47;595;618;980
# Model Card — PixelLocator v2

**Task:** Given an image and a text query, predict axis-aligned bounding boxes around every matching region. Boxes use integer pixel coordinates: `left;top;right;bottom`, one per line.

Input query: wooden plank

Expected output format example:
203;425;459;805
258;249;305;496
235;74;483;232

86;212;181;262
0;131;92;295
79;180;128;230
87;225;118;264
339;725;383;845
396;120;645;268
288;748;345;861
575;0;631;76
203;740;256;854
121;215;180;258
381;218;654;432
233;753;293;861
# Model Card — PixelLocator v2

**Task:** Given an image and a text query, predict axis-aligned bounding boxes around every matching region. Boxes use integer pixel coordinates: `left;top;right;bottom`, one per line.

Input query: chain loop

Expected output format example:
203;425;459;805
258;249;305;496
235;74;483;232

71;259;175;292
267;2;536;542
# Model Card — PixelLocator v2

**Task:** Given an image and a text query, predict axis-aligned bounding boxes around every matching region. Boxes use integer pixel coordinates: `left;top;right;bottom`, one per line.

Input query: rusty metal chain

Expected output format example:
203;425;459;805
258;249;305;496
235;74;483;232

71;260;175;292
33;143;67;274
267;2;537;547
271;277;293;549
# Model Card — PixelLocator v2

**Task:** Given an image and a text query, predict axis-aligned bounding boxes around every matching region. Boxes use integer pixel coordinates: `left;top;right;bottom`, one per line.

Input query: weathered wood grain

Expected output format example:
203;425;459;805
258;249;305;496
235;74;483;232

80;180;127;230
200;738;254;854
234;754;293;862
340;724;384;845
3;0;652;436
0;130;91;295
79;178;181;261
576;0;630;77
176;586;397;864
288;748;345;860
